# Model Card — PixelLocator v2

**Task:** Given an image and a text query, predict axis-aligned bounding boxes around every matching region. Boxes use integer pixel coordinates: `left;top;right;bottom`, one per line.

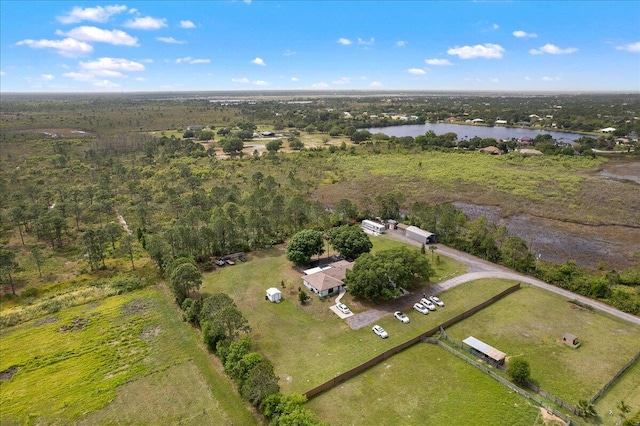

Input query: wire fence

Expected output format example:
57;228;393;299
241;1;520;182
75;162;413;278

431;337;580;426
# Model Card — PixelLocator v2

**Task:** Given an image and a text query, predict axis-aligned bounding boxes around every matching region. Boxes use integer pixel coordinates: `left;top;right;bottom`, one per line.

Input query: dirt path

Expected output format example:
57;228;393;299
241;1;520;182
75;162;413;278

346;231;640;329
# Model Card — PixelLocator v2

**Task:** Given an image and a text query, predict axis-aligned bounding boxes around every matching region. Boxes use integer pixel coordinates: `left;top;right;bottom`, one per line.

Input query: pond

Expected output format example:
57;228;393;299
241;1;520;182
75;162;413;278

364;123;587;143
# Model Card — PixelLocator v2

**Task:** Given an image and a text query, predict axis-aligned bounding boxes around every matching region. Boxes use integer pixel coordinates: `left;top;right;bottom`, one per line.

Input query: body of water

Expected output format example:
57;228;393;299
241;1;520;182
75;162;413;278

364;123;586;142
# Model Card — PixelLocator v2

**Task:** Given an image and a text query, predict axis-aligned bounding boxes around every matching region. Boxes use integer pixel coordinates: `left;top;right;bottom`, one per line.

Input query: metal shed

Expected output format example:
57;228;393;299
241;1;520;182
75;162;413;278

265;287;282;303
405;226;435;244
463;336;506;365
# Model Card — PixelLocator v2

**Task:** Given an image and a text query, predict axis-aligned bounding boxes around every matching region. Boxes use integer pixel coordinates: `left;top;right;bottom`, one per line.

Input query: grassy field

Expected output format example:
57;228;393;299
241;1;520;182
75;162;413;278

444;285;640;404
594;359;640;425
306;343;546;425
200;240;534;395
0;288;256;425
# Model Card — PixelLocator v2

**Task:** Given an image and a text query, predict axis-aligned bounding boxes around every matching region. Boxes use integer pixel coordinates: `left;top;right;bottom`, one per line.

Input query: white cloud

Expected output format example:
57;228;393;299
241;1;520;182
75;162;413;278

93;79;120;88
332;77;350;85
134;77;147;81
180;20;196;29
0;71;6;76
425;58;452;66
542;76;561;81
312;82;329;88
140;58;154;63
615;41;640;52
513;30;537;38
124;16;167;30
40;74;55;81
80;57;145;73
56;26;138;46
408;68;426;75
17;38;93;57
63;71;97;81
157;37;185;44
283;50;296;56
370;81;383;87
57;5;127;24
447;43;504;59
396;40;407;47
232;77;249;83
491;78;499;83
529;44;577;55
492;23;499;30
357;37;375;46
251;57;266;66
525;76;531;81
253;80;268;86
291;77;299;82
174;57;209;64
337;38;352;46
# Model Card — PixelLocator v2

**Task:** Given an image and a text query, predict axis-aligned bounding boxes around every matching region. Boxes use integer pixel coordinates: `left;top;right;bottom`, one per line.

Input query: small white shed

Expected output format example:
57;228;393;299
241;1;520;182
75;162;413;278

266;287;282;303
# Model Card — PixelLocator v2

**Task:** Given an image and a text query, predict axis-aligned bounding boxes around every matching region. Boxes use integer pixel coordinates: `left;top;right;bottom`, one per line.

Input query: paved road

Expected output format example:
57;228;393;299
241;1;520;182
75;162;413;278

346;230;640;329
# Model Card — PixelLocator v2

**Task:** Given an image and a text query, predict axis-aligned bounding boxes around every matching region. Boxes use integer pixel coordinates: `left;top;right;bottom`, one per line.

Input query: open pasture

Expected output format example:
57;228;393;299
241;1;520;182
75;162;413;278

305;343;546;426
444;285;640;404
0;288;254;425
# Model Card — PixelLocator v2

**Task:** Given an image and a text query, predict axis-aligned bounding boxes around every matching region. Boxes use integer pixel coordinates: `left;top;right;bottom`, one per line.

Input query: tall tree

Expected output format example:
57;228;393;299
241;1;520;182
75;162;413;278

286;229;324;265
327;225;372;260
31;247;45;278
170;262;202;303
82;228;107;271
0;245;19;295
119;234;136;270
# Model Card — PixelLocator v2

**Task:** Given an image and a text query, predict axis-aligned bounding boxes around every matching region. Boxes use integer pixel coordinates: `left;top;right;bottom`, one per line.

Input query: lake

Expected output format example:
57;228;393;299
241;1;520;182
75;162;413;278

364;123;586;142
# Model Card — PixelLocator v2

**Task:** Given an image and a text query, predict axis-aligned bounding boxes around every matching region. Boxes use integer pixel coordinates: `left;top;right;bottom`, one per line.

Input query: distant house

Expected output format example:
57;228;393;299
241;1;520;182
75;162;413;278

187;125;206;131
471;118;485;124
518;136;533;145
480;146;502;155
495;119;508;125
600;127;616;133
261;131;274;137
302;260;354;297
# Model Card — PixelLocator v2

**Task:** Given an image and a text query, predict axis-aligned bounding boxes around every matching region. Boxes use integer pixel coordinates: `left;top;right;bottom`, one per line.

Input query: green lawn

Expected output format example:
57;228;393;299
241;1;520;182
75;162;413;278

444;285;640;404
593;358;640;425
306;343;544;425
201;240;512;395
0;288;255;425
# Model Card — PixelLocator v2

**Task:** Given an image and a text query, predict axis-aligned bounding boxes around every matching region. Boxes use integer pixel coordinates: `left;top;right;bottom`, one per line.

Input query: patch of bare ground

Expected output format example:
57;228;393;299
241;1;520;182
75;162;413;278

121;298;149;315
138;325;161;340
0;366;18;381
59;317;90;332
539;407;565;425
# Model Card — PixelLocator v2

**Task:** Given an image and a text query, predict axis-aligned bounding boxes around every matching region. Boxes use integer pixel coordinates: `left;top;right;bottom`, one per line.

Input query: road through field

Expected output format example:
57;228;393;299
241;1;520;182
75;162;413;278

346;231;640;329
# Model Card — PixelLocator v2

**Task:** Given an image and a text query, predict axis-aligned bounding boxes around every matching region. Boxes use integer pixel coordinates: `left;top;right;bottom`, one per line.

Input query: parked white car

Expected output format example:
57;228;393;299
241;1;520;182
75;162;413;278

420;298;437;311
413;303;429;315
372;324;389;338
394;311;410;323
429;296;445;307
336;303;351;315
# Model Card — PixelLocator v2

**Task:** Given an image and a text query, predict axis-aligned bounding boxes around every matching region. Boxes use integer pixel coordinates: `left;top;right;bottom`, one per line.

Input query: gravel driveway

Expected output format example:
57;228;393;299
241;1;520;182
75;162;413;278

345;230;640;329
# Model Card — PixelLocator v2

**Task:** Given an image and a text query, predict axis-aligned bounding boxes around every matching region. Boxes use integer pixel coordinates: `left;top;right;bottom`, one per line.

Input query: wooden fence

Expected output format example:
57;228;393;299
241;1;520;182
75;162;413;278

304;283;522;399
589;350;640;404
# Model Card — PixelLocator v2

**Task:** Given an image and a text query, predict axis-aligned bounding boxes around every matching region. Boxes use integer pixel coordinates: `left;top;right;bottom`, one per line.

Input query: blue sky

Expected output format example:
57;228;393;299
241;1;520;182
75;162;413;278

1;1;639;92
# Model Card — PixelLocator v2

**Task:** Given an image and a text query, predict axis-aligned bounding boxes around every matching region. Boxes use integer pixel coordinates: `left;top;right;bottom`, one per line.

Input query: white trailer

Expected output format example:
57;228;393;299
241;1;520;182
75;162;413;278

362;219;386;234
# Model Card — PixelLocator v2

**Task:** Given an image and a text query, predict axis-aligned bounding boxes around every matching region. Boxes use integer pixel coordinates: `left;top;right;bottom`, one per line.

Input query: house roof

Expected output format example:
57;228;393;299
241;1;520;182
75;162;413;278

302;261;354;291
480;146;502;154
266;287;281;296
